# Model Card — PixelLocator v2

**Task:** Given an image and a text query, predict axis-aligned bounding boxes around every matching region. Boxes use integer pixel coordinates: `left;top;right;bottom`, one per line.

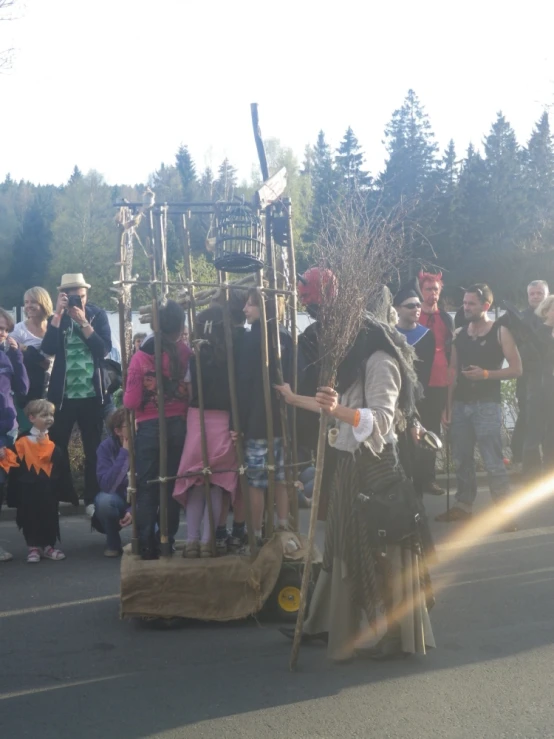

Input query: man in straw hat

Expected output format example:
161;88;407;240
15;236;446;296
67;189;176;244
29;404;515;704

42;273;112;515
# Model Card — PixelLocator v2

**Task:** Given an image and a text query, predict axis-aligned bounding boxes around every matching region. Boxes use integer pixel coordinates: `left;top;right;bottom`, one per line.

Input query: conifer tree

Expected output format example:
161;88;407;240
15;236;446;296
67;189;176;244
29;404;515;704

523;111;554;244
305;130;335;240
6;191;54;303
175;144;197;199
199;166;214;200
68;165;83;185
214;158;237;201
335;126;371;193
379;89;438;203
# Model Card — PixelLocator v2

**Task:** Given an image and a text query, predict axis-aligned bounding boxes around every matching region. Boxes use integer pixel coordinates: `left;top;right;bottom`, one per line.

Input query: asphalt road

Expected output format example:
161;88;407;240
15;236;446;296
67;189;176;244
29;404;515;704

2;482;554;739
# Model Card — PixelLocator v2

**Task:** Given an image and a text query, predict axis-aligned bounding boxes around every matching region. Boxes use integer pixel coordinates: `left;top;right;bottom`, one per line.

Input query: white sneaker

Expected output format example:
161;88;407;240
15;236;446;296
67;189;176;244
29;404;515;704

0;546;13;562
85;504;96;518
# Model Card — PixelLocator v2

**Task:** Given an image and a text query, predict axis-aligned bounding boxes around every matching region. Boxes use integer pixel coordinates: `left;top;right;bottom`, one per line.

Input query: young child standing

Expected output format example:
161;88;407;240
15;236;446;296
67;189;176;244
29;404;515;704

0;307;30;562
7;399;74;563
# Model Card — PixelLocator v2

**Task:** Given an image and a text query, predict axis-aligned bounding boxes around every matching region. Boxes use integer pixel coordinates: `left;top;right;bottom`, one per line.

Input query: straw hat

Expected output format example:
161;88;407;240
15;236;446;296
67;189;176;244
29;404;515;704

57;273;91;291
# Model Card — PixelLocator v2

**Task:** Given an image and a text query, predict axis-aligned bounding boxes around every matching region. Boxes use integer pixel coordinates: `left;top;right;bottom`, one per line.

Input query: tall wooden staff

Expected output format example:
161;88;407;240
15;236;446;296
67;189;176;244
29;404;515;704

149;210;171;558
116;205;139;554
181;213;217;557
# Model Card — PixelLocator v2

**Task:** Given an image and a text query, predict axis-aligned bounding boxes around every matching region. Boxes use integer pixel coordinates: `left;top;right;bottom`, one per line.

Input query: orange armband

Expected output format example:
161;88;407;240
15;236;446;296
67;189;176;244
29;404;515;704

483;370;489;380
353;409;361;428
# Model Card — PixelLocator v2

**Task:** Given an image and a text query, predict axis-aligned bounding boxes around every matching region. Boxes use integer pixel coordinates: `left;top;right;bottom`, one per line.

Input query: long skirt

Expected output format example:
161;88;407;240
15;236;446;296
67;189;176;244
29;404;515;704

304;445;435;661
173;408;238;506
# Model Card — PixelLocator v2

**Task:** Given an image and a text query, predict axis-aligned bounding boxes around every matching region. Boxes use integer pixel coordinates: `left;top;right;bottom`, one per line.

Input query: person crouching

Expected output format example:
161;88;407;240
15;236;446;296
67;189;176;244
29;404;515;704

8;399;76;563
92;407;132;557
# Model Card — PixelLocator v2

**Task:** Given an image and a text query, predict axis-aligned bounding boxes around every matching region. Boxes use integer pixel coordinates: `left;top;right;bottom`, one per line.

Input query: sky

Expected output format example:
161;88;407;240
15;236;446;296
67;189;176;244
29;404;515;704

1;0;553;187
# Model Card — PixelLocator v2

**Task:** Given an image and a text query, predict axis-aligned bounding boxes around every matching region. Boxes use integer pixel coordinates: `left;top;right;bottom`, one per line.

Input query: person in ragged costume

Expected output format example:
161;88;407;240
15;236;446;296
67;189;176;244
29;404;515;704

276;288;435;663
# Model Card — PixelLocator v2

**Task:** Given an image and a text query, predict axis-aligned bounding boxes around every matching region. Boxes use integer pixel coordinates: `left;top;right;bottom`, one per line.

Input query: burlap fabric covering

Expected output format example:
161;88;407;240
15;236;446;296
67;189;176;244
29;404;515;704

120;532;319;621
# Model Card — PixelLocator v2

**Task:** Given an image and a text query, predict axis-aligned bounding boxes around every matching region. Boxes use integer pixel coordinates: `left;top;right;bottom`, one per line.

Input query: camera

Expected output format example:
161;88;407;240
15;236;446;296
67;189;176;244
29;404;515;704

67;295;83;309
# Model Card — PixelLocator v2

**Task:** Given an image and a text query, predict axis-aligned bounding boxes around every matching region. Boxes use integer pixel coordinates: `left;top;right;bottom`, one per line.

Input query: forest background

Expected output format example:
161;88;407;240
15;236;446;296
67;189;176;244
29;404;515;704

1;89;553;311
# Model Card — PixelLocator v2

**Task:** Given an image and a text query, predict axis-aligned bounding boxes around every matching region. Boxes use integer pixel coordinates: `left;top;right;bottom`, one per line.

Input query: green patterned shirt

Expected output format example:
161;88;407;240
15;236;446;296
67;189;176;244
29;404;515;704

65;323;95;399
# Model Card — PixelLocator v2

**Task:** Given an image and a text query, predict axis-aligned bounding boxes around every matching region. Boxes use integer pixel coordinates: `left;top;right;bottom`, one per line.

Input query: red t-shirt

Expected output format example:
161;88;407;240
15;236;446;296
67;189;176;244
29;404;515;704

419;311;449;387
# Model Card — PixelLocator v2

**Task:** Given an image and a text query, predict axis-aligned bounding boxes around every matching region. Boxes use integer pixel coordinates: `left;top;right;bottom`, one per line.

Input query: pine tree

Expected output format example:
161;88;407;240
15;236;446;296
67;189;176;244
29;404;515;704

379;90;438;272
199;166;214;200
7;191;54;303
301;144;314;176
482;112;526;276
335;127;371;193
430;140;459;268
523;111;554;245
68;165;83;184
214;158;237;201
444;143;489;281
379;89;438;203
175;145;197;200
305;131;335;240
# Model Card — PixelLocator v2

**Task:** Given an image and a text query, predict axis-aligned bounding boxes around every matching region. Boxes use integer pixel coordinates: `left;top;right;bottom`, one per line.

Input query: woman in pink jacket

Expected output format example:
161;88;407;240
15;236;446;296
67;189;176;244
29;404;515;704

124;300;191;559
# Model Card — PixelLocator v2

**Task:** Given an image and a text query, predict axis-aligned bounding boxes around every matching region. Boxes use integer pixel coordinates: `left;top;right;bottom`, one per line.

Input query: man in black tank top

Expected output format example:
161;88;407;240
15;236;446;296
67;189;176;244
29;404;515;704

436;284;522;527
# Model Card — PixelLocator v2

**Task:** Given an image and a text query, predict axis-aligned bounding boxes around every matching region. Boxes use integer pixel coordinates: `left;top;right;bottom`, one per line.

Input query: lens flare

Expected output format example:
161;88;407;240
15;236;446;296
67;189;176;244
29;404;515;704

352;473;554;654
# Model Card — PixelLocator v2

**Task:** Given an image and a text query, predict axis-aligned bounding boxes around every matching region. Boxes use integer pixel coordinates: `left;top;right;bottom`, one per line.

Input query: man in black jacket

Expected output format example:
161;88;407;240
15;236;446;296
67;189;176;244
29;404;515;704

41;273;112;512
512;280;549;479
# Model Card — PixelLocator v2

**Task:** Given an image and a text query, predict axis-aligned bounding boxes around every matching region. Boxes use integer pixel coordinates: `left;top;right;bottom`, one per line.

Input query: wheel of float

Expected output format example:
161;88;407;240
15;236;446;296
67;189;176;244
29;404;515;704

269;567;304;623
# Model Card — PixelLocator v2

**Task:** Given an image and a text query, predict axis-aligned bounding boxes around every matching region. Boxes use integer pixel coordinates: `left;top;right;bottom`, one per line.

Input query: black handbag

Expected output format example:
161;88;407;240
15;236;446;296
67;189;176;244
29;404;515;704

356;475;422;549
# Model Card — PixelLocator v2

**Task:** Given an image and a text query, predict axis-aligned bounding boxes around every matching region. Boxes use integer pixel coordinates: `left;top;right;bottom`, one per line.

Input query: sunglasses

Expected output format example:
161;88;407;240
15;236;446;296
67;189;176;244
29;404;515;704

400;302;421;310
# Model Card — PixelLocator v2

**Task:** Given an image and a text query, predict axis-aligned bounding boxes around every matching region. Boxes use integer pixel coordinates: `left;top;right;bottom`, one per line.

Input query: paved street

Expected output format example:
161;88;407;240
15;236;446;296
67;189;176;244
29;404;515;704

2;483;554;739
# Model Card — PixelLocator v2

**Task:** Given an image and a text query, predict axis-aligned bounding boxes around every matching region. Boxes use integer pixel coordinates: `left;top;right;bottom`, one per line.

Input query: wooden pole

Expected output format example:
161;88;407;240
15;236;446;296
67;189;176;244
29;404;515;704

264;209;295;532
148;208;171;558
192;341;217;557
158;205;169;298
289;412;328;671
221;284;258;558
284;199;299;532
117;210;139;554
256;271;276;540
181;212;216;557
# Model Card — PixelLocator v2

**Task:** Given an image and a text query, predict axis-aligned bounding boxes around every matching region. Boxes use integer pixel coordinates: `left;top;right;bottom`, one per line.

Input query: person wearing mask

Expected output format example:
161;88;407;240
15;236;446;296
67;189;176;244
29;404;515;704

417;271;454;495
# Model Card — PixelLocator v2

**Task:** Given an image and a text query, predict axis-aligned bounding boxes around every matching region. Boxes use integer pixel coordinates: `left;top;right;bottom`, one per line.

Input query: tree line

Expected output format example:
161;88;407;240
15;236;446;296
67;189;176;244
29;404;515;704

1;89;553;310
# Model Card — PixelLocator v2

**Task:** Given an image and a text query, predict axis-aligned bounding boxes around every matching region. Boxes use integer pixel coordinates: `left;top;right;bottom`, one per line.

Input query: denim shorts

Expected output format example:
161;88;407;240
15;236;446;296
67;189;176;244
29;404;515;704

244;437;285;488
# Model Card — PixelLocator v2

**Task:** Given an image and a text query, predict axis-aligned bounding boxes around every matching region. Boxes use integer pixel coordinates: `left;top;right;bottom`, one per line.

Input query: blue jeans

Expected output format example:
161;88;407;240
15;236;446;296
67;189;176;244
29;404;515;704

451;401;510;510
94;492;127;551
135;416;186;552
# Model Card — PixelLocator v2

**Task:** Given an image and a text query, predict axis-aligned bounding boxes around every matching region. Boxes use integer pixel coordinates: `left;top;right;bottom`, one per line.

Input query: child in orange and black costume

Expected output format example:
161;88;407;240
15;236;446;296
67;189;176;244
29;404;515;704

7;399;78;563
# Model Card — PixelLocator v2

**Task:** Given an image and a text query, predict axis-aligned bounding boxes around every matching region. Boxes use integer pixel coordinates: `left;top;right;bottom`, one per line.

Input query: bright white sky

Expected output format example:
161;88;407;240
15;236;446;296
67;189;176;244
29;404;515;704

1;0;553;186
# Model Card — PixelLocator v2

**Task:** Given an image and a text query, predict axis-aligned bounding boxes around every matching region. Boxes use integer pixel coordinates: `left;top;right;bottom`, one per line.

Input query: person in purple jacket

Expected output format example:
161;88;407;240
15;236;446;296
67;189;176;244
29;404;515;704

0;307;30;562
92;407;132;557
